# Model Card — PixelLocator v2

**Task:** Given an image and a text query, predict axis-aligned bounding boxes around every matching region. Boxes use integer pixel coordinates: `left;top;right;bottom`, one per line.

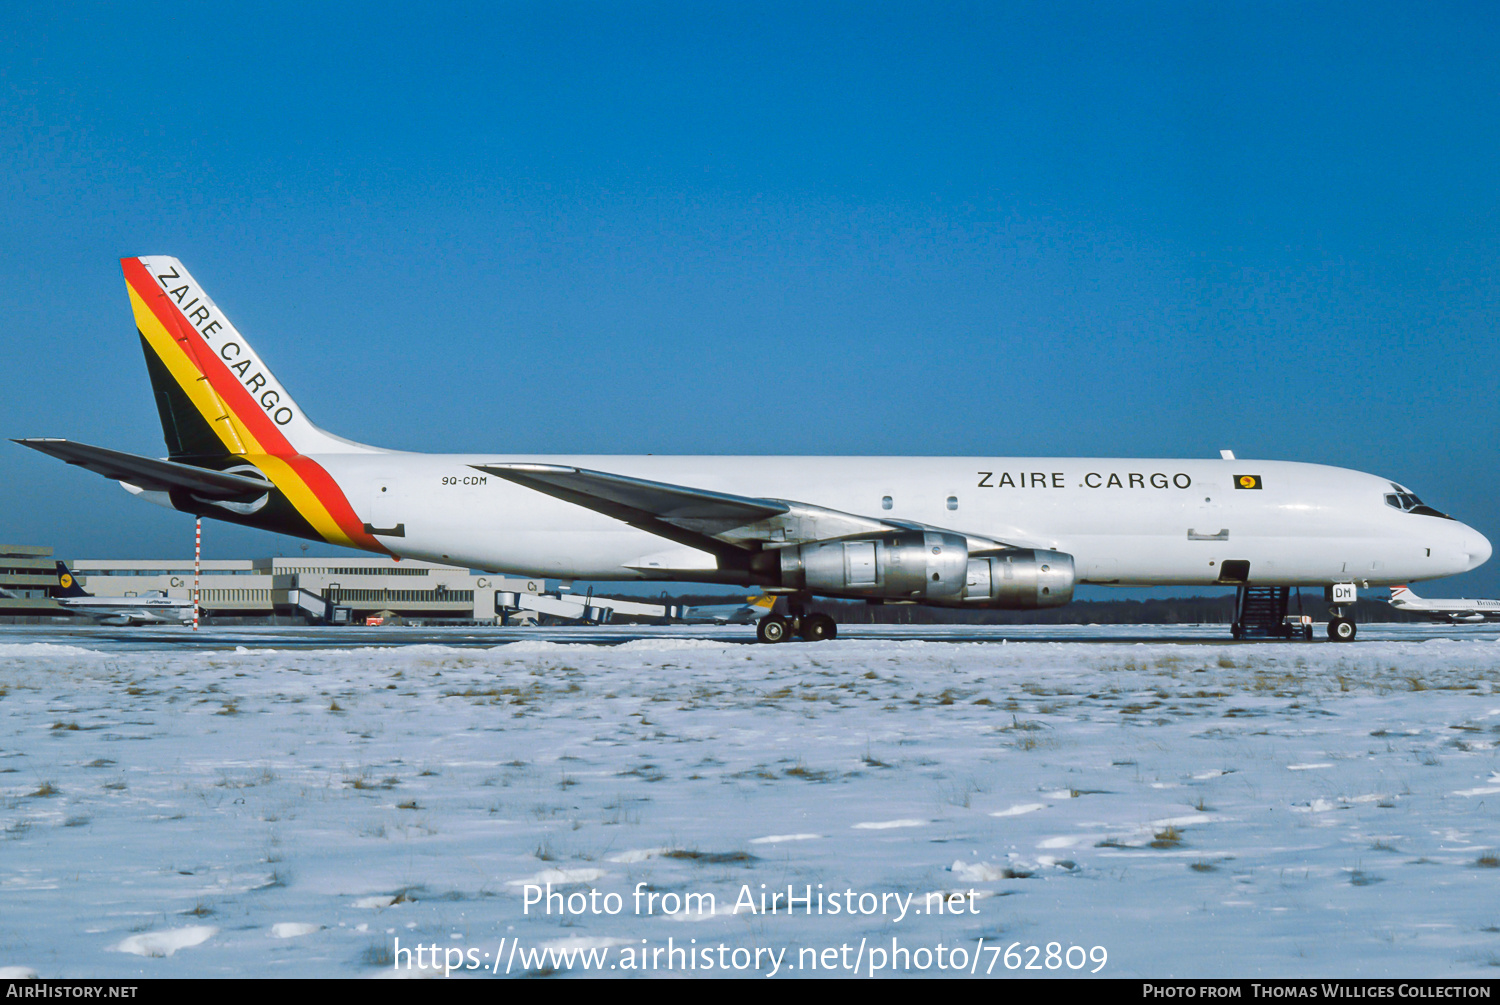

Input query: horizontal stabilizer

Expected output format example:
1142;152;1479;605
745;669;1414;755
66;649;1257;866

13;438;273;498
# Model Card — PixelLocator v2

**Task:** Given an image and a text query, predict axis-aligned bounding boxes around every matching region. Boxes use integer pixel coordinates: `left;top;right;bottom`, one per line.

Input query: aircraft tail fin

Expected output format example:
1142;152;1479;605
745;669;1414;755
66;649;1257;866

122;256;372;460
52;562;91;598
117;257;392;554
1389;585;1416;602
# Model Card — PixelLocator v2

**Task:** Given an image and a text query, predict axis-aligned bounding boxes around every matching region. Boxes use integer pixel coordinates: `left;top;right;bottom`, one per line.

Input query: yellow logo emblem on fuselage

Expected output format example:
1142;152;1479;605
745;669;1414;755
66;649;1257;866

1235;474;1262;490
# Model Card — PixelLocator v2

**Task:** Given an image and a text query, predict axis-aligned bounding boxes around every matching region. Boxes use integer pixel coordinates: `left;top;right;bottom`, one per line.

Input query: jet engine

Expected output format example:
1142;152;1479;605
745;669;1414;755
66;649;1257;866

778;530;969;601
961;549;1075;609
776;532;1075;609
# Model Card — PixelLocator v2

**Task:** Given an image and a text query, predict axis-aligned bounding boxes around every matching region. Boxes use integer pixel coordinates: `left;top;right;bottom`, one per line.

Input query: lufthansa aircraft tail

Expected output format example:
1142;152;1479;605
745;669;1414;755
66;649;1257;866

52;561;90;598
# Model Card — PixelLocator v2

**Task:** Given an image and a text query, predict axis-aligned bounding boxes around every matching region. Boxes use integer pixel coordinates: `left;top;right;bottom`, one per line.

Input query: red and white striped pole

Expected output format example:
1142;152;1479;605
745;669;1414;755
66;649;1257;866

193;517;201;632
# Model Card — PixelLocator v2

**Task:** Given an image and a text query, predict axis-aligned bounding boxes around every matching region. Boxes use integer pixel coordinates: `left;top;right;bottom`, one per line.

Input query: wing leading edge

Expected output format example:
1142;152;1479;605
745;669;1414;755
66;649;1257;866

472;462;1021;572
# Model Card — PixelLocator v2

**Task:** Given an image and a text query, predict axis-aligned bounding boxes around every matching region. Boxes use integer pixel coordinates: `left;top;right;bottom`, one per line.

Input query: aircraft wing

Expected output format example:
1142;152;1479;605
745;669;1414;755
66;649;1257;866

13;439;273;498
473;463;1021;563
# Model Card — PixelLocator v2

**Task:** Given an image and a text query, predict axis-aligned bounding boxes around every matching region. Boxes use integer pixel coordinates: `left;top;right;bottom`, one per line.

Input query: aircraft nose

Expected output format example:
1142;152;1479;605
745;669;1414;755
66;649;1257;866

1465;527;1493;571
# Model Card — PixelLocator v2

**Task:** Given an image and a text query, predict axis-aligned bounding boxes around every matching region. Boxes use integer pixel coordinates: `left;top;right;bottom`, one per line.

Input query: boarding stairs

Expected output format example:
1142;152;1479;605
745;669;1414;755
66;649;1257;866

1232;585;1311;640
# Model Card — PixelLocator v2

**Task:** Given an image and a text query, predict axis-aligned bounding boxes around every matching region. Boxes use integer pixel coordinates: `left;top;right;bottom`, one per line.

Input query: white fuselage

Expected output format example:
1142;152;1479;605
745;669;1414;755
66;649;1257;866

1389;592;1500;621
306;454;1490;588
58;596;194;624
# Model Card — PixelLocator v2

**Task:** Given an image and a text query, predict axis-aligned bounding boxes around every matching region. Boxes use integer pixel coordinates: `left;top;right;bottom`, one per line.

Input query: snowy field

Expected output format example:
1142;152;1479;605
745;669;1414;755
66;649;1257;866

1;624;1499;979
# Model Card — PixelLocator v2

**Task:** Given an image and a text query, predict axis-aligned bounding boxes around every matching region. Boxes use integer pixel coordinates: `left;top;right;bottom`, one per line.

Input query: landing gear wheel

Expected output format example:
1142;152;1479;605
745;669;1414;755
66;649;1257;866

757;615;790;644
1328;617;1356;642
799;613;837;642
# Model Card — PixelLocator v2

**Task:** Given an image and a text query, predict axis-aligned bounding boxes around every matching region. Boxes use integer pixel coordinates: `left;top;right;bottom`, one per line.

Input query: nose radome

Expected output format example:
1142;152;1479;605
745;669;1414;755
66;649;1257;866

1467;528;1493;571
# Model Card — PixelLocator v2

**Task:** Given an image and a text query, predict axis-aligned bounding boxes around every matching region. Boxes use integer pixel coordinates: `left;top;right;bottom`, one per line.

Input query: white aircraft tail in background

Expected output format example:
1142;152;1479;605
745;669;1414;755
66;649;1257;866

1387;585;1500;624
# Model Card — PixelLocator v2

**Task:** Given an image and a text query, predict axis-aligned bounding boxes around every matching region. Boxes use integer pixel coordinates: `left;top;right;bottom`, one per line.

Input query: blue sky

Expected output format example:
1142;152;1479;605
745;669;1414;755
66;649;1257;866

2;2;1497;597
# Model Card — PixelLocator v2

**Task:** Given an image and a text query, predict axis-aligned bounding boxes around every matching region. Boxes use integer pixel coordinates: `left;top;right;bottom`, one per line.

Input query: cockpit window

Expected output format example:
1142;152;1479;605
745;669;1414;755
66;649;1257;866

1386;486;1453;519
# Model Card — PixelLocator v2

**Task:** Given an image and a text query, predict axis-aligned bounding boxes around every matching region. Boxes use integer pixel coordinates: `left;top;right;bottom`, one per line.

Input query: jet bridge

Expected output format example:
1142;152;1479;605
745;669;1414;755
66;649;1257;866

496;588;681;626
278;587;353;625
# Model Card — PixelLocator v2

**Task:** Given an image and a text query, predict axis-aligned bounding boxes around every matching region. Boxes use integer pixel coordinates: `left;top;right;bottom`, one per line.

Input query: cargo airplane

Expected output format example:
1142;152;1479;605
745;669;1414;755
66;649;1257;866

1386;586;1500;624
13;257;1493;642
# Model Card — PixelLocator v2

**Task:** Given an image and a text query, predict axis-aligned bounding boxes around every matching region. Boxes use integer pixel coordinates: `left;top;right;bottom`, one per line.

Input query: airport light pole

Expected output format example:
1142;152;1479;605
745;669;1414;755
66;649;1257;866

193;518;200;632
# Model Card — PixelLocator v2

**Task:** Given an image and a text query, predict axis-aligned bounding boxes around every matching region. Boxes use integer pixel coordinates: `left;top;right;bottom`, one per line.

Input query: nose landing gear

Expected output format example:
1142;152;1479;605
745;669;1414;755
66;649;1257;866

1324;583;1358;642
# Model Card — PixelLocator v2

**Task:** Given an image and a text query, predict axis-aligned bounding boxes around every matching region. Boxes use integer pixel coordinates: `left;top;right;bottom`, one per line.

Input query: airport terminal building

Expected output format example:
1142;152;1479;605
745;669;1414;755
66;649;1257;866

69;556;544;622
0;544;65;616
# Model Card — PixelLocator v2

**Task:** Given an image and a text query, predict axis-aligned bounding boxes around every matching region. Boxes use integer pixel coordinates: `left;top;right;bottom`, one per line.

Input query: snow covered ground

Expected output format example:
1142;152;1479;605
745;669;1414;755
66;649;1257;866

1;624;1498;978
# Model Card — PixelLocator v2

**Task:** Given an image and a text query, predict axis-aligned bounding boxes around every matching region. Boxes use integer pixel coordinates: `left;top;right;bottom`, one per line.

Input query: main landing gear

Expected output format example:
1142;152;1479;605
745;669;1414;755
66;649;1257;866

756;595;837;643
1327;615;1357;641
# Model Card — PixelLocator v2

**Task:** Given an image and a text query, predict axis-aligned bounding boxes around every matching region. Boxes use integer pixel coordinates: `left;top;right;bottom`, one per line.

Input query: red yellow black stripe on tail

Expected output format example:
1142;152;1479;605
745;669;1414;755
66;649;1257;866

122;257;388;553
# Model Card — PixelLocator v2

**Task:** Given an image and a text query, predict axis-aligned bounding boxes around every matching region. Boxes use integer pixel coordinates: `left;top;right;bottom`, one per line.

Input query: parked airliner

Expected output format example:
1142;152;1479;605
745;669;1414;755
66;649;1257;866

13;257;1491;642
49;562;193;625
678;595;778;626
1387;586;1500;624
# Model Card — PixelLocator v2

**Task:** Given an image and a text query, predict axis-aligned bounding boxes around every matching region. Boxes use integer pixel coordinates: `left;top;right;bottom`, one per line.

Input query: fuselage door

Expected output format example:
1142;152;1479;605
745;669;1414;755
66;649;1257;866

363;476;405;537
1190;481;1227;541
